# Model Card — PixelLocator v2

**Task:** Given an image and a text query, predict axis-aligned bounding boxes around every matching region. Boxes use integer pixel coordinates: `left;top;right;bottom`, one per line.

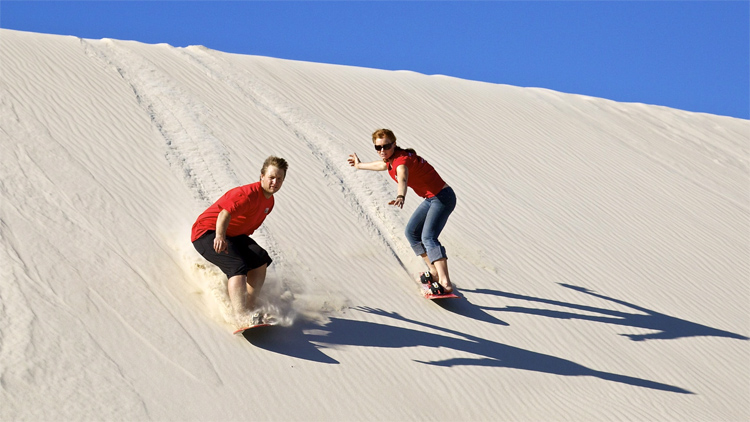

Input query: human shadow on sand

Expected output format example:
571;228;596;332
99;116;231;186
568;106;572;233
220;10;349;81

242;324;340;364
426;290;510;327
304;306;691;394
247;308;691;393
240;291;510;363
463;283;749;342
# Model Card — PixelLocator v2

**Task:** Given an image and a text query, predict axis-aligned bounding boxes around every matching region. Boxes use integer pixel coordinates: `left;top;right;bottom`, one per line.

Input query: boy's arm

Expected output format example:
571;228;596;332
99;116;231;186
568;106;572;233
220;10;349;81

214;209;231;253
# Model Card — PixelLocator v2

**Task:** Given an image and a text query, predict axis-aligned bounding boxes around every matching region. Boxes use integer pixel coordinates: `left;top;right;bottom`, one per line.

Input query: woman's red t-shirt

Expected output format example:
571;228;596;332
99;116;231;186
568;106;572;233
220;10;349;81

387;149;446;198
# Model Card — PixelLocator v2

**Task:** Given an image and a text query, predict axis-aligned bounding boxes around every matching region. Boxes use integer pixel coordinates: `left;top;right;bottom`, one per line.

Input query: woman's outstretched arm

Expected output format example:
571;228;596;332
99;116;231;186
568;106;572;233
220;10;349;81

348;153;387;171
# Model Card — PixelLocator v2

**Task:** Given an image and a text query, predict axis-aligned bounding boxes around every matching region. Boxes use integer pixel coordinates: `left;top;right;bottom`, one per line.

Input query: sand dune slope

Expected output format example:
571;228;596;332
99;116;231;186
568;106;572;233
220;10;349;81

1;29;748;421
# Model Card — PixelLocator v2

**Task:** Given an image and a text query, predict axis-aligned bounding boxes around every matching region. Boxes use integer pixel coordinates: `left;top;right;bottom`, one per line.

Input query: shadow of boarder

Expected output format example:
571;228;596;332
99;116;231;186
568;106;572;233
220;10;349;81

427;291;510;327
241;323;340;364
463;283;749;342
304;306;693;394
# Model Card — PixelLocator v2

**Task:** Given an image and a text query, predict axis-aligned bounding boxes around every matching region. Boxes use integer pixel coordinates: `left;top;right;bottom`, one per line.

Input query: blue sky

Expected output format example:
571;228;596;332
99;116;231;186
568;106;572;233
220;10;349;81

2;1;748;119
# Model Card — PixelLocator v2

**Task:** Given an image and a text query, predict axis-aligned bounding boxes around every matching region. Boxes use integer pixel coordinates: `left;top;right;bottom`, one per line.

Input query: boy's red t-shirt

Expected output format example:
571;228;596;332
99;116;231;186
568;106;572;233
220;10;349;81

191;182;274;242
387;149;446;198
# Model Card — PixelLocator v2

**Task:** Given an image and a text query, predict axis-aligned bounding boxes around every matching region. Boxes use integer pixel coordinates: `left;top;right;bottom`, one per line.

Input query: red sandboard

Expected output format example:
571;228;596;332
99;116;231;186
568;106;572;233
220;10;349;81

417;272;459;300
233;323;275;335
421;284;460;300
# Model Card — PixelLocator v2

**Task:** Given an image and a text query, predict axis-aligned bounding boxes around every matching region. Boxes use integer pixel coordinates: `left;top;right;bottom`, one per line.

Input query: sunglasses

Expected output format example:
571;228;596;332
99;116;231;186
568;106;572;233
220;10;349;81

374;142;395;152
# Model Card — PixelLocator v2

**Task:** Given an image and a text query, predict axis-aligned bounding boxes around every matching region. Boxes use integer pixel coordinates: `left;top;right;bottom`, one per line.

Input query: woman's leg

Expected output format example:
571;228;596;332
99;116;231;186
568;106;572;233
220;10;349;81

432;258;452;292
405;199;431;256
421;188;456;291
420;254;438;277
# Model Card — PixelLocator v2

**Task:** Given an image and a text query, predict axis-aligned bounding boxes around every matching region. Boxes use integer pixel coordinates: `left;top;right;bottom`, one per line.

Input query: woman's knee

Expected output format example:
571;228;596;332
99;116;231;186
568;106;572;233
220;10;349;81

421;233;441;250
405;226;422;245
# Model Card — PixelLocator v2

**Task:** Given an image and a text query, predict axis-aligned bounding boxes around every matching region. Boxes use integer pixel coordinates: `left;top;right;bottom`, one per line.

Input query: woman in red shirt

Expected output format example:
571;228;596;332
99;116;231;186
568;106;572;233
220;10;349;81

192;156;288;324
348;129;456;294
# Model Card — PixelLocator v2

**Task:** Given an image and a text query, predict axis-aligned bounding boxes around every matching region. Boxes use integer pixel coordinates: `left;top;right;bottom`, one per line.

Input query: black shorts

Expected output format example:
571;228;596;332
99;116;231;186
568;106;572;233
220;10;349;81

192;231;273;278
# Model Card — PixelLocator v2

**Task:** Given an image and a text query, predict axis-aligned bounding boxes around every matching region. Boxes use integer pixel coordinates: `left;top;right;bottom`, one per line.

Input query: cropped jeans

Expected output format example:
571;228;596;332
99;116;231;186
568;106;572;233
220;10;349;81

405;186;456;263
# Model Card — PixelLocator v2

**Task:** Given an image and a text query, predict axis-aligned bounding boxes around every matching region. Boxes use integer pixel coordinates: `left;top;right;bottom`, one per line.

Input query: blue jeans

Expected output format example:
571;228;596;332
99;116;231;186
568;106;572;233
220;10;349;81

405;187;456;263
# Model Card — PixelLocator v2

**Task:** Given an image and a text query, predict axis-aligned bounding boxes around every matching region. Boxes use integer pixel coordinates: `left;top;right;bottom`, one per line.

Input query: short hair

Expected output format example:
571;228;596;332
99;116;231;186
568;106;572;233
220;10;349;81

261;156;288;176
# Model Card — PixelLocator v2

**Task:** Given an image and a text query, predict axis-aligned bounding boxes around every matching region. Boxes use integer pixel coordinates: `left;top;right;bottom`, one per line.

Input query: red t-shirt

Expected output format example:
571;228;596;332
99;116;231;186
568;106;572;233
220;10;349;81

191;182;274;242
387;149;446;198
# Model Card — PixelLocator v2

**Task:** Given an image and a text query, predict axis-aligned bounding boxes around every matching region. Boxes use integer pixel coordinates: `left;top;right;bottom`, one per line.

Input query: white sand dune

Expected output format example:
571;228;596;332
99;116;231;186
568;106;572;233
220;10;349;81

1;29;748;421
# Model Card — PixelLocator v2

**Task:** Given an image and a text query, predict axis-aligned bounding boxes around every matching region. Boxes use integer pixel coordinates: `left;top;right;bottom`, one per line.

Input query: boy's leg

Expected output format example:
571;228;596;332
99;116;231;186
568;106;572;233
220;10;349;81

245;264;267;310
227;264;267;319
194;232;252;315
228;274;250;315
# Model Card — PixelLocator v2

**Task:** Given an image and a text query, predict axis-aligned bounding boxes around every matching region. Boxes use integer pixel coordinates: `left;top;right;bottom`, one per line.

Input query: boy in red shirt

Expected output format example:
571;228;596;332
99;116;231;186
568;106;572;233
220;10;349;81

192;156;288;324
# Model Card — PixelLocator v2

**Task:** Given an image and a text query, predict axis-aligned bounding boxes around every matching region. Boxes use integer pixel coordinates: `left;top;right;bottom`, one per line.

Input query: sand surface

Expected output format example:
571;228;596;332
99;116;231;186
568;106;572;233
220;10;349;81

1;29;748;421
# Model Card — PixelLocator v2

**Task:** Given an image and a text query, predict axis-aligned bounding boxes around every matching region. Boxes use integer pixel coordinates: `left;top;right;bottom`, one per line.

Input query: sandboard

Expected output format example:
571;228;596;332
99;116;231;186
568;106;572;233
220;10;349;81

417;272;459;299
421;284;459;300
233;323;275;335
